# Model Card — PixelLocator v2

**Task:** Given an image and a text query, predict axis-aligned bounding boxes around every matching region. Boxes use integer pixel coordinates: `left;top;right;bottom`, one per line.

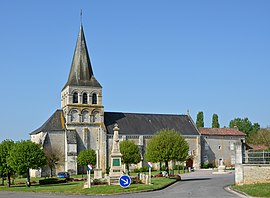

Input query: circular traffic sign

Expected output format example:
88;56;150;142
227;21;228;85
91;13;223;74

119;175;131;188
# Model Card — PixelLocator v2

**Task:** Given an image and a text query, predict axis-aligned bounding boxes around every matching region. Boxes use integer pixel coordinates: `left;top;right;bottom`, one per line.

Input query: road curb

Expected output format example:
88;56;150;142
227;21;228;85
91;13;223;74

224;185;253;198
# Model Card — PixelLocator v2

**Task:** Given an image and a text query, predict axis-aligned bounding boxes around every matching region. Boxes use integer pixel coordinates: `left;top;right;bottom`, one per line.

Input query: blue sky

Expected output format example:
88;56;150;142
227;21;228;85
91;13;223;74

0;1;270;142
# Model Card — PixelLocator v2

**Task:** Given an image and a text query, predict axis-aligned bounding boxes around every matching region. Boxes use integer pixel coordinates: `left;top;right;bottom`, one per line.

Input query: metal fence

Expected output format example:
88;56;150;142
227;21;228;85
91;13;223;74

244;151;270;164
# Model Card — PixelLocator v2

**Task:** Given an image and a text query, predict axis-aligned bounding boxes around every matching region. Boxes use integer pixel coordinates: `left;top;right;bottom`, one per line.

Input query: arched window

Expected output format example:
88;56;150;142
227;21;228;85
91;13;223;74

70;109;78;122
73;92;78;103
92;93;97;104
92;111;99;123
82;110;89;123
82;93;88;104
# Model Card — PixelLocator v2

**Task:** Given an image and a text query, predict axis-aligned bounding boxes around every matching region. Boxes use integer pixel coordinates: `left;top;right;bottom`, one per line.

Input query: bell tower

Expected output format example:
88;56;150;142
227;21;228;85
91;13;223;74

61;23;106;173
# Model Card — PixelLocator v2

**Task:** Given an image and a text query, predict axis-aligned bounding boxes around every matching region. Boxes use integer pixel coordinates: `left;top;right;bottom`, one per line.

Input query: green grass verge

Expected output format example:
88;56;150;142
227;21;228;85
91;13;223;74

232;183;270;197
0;177;176;195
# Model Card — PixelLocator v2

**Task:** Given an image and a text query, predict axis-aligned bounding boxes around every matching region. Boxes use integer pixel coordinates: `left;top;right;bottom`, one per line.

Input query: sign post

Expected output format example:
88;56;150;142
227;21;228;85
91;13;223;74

148;162;153;184
119;175;131;188
87;164;93;188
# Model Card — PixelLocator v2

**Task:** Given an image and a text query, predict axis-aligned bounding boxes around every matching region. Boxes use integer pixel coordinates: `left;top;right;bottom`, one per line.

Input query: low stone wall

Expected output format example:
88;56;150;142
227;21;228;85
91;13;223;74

242;164;270;184
234;143;270;185
236;164;270;185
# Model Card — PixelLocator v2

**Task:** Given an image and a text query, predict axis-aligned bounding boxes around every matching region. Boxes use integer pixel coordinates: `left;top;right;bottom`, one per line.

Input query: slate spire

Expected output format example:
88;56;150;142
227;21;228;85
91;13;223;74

63;24;101;89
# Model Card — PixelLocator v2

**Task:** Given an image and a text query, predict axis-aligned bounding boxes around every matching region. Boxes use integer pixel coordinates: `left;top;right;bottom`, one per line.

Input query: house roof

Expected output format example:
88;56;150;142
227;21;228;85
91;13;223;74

246;144;269;151
29;110;66;135
104;112;200;136
63;24;101;90
199;128;246;136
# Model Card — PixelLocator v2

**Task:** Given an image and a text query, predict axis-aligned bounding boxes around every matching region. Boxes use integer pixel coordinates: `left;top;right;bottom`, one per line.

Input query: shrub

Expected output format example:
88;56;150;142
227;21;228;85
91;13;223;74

130;176;141;184
201;162;214;169
140;166;148;172
39;178;67;185
92;179;107;185
155;173;163;177
173;165;185;170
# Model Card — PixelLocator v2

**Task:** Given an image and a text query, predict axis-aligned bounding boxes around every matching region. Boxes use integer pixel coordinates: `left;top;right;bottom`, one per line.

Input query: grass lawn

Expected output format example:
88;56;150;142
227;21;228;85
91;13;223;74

0;177;177;195
232;183;270;197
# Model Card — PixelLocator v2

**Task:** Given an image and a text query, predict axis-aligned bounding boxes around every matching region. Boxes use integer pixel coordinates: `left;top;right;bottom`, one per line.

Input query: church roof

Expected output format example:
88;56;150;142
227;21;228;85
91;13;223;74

30;110;66;135
63;24;101;90
104;112;200;136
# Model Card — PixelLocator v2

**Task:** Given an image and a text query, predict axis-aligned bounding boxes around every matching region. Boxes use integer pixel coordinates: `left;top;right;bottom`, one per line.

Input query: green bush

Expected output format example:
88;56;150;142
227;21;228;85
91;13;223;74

39;178;67;185
139;166;149;172
201;162;214;169
173;165;185;170
133;168;140;173
92;179;107;185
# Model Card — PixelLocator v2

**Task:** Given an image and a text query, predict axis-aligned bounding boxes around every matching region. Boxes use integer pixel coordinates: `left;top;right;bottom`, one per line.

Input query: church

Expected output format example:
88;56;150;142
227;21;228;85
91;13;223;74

29;23;244;177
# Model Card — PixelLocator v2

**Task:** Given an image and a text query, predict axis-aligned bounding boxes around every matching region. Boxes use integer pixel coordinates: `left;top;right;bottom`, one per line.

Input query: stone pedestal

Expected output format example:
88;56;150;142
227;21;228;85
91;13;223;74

218;165;226;172
94;168;102;179
109;124;123;178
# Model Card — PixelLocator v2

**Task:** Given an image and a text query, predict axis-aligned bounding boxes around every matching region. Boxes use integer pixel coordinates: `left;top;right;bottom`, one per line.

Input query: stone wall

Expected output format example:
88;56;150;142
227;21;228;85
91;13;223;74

241;164;270;184
235;142;270;185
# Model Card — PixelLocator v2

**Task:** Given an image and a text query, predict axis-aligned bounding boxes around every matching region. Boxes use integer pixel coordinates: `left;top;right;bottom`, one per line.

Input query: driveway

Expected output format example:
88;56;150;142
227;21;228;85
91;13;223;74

0;170;245;198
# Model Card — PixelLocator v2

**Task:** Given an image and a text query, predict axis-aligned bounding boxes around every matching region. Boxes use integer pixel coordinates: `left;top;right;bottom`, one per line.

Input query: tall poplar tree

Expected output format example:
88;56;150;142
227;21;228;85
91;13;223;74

212;114;220;128
196;111;204;128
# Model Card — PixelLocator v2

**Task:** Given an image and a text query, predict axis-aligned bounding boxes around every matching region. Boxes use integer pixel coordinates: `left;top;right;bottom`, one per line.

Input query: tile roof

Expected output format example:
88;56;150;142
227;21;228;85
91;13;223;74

246;144;269;151
199;128;246;136
104;112;200;136
29;110;66;135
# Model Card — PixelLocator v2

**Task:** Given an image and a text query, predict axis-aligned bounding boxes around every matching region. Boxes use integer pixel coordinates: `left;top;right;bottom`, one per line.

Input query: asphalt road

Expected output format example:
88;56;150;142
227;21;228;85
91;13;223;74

0;170;245;198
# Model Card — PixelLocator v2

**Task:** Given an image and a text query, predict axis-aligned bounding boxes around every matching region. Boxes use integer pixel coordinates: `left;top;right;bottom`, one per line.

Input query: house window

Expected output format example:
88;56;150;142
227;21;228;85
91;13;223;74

73;92;78;103
230;143;234;151
92;93;97;104
82;93;88;104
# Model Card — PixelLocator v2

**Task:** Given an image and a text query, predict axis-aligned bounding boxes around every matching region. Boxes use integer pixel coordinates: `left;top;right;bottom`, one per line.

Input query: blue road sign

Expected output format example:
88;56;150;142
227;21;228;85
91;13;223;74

119;175;131;188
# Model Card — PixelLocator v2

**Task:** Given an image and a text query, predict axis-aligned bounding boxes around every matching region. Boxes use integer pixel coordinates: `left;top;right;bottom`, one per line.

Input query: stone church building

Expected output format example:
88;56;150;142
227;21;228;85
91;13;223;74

29;23;244;176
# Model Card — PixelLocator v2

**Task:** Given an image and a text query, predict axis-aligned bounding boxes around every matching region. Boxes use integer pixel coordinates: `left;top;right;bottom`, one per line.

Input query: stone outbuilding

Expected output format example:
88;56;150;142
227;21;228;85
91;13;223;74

199;128;245;167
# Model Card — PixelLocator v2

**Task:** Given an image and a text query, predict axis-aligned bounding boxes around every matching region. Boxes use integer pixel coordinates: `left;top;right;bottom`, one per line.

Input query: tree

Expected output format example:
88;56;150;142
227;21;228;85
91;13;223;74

212;114;220;128
145;129;189;172
196;111;204;128
229;117;260;137
77;149;96;173
44;146;64;177
120;140;141;175
7;140;46;187
0;140;15;187
247;129;270;147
